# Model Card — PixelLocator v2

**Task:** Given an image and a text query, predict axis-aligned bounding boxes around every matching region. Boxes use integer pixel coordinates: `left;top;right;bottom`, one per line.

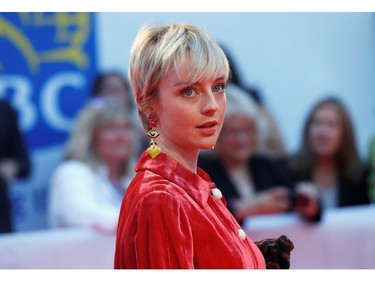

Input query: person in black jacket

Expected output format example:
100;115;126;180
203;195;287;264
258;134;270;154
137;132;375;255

0;100;31;233
198;84;321;225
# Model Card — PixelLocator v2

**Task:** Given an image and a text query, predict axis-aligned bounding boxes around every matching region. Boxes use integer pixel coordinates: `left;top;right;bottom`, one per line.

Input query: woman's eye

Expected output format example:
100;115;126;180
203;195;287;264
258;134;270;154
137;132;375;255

182;88;195;97
213;83;225;93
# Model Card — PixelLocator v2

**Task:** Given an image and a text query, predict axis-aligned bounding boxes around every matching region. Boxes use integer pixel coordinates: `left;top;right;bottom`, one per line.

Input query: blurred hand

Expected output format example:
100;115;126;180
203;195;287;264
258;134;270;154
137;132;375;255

234;186;292;219
293;181;320;218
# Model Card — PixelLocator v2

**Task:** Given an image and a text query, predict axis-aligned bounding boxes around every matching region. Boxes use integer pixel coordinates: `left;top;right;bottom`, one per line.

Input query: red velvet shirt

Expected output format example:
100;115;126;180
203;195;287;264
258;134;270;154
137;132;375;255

114;151;266;269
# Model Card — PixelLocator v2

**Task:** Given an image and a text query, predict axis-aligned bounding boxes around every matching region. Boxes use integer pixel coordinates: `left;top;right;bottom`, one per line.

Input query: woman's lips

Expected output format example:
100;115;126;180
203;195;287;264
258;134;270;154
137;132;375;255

197;120;218;128
197;121;219;136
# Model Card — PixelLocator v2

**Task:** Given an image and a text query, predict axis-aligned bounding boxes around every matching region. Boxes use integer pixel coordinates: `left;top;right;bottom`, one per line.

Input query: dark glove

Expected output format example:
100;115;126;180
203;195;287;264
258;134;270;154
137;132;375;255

255;235;294;269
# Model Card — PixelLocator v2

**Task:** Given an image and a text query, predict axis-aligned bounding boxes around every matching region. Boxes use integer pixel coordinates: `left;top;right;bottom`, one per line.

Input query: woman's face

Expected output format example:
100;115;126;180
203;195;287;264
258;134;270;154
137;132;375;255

93;116;134;165
309;104;343;157
217;114;258;165
151;65;227;155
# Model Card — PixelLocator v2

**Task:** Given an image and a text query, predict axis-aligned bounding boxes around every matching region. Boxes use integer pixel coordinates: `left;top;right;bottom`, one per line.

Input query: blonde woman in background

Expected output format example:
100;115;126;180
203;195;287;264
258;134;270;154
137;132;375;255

221;45;286;159
90;71;147;155
48;97;138;233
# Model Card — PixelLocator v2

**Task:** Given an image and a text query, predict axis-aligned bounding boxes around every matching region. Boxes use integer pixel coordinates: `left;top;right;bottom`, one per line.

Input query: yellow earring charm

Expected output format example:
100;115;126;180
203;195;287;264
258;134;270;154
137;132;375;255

146;113;161;159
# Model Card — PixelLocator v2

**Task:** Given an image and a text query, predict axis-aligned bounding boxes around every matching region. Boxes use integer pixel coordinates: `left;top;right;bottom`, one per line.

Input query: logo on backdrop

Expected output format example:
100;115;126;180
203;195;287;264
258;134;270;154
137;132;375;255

0;12;97;148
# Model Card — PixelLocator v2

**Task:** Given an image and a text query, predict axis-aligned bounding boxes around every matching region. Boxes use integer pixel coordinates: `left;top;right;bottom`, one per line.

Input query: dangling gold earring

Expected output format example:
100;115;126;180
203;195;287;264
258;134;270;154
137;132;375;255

146;112;161;159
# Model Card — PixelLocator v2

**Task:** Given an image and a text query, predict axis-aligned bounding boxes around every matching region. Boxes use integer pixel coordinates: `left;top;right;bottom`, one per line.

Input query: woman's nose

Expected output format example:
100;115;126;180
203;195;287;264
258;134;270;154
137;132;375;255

202;92;219;114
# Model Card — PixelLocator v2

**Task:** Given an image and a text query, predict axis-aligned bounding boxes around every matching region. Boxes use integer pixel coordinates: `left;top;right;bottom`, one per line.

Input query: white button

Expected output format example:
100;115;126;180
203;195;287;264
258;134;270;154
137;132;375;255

211;188;222;200
237;229;246;240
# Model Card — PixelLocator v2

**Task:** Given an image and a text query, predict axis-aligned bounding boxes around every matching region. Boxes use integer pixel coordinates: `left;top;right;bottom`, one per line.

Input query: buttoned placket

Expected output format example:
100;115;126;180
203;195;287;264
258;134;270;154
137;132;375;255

210;187;247;241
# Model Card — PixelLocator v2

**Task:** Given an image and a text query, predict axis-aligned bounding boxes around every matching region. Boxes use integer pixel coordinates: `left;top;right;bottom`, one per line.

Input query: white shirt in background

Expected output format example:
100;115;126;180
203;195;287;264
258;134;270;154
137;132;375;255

48;160;131;234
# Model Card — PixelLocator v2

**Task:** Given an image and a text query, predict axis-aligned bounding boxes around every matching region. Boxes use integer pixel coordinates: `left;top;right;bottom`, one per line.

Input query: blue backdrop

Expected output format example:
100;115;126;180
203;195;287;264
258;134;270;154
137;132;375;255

0;12;98;231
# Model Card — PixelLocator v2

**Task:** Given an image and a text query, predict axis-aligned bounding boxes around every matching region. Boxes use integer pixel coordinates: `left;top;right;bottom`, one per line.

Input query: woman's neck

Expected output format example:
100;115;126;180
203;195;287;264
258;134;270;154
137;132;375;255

158;143;199;174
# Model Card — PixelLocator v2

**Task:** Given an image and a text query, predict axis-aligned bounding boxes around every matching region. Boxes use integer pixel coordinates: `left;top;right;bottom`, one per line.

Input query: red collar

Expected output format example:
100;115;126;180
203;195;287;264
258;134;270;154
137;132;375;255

134;151;217;208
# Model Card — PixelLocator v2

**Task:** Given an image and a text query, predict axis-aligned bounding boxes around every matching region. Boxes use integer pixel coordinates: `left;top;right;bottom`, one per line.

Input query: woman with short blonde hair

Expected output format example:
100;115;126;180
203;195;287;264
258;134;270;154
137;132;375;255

128;23;230;132
114;23;275;269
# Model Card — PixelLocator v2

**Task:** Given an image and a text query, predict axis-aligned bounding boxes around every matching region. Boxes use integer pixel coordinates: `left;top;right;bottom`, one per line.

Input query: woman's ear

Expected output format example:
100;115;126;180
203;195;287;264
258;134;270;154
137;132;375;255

142;106;154;116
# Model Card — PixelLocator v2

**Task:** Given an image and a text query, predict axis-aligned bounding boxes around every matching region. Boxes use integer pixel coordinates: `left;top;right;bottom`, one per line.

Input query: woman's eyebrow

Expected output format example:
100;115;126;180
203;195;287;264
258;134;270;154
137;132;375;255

174;82;191;87
173;76;226;87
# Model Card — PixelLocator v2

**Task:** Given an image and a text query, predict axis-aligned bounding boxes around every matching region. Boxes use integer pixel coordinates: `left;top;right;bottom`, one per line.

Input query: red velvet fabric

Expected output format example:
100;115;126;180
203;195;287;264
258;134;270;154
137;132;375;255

114;151;266;269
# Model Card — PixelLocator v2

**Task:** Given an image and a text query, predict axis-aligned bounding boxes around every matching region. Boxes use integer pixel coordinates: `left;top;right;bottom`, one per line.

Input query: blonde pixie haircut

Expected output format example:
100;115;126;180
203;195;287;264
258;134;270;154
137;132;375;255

128;22;230;131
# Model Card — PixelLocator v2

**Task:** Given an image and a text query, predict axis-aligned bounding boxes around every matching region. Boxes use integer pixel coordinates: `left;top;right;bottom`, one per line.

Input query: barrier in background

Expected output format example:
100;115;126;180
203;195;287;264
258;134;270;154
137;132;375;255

245;204;375;269
0;205;374;269
0;228;115;269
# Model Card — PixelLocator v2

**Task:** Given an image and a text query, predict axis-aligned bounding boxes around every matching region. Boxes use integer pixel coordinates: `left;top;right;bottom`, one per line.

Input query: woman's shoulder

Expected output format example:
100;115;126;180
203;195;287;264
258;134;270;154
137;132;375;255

124;171;185;212
129;169;181;194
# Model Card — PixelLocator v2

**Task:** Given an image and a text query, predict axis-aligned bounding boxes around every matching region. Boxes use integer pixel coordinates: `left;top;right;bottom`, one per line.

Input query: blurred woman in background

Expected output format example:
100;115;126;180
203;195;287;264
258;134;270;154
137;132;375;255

48;97;138;233
91;71;146;154
91;71;134;112
220;44;286;159
288;96;370;209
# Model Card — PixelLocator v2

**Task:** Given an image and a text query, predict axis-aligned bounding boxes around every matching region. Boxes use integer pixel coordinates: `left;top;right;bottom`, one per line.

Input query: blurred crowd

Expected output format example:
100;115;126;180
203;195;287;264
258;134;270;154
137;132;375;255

1;49;374;235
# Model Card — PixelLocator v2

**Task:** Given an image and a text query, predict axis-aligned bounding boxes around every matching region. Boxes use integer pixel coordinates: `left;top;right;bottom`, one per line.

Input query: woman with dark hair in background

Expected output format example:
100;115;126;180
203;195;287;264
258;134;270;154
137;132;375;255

91;71;134;112
288;96;370;209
